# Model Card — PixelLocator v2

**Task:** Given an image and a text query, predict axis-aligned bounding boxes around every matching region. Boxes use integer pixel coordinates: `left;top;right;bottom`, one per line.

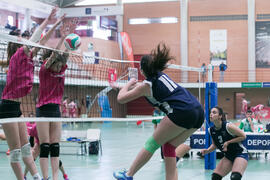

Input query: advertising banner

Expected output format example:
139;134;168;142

255;21;270;68
210;30;227;66
190;132;270;151
120;32;134;67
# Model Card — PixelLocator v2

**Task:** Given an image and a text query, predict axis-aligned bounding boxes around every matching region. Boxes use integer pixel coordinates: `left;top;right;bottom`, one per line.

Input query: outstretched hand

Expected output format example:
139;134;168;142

48;7;58;22
54;13;66;26
60;18;78;37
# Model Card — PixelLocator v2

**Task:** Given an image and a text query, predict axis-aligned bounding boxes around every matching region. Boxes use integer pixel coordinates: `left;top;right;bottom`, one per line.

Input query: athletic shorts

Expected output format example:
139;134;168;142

0;99;22;119
36;104;61;118
167;106;204;129
225;153;249;162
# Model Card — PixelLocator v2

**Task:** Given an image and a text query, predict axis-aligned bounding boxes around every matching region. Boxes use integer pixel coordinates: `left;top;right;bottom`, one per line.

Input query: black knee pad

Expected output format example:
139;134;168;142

212;173;222;180
230;172;242;180
59;160;62;168
40;143;50;158
29;136;34;147
50;143;60;157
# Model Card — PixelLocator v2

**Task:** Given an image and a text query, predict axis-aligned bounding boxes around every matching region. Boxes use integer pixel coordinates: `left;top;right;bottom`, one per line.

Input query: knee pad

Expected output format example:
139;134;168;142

230;172;242;180
29;136;35;147
212;173;223;180
21;143;31;157
144;136;161;154
59;160;62;168
10;149;21;163
162;143;176;157
50;143;60;157
40;143;50;158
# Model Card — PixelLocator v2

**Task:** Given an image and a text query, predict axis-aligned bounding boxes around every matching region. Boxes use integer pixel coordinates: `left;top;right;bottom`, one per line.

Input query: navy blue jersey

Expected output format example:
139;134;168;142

144;72;201;115
209;121;247;156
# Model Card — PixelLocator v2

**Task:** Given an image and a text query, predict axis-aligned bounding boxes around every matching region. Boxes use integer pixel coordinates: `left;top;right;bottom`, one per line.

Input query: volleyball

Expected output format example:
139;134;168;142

64;33;81;51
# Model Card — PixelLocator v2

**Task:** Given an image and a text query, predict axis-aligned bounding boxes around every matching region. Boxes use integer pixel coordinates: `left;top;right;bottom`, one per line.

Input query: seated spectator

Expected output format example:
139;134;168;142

239;109;255;132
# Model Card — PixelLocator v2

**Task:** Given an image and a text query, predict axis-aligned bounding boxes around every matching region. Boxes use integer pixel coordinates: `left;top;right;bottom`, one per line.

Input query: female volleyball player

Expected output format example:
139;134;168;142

251;104;264;122
112;43;204;180
61;97;69;118
24;122;69;180
35;21;74;180
201;106;248;180
68;100;77;118
0;8;64;180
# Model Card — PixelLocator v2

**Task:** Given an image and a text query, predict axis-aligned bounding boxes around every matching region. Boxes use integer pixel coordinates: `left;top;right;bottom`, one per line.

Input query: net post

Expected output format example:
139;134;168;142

204;82;217;170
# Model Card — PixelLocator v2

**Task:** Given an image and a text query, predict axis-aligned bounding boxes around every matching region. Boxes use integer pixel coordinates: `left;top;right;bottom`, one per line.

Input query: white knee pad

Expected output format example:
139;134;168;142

10;149;21;163
21;143;31;157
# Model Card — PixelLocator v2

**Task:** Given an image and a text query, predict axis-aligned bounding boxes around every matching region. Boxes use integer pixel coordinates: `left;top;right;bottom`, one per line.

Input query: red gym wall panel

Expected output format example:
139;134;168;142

127;97;154;116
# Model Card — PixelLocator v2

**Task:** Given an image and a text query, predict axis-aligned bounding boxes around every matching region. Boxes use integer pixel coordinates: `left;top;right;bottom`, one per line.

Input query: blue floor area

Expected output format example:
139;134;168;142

1;122;270;179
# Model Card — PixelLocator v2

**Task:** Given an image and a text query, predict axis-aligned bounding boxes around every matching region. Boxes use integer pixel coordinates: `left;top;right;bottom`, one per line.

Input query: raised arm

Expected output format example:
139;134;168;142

44;20;75;69
56;19;77;50
31;14;66;57
29;7;58;43
39;14;66;46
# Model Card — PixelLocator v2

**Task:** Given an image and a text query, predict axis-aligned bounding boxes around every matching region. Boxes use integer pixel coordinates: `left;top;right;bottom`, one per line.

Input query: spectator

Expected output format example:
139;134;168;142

69;100;77;118
61;97;69;118
251;104;264;123
201;63;207;82
219;61;227;82
241;96;248;118
239;109;255;132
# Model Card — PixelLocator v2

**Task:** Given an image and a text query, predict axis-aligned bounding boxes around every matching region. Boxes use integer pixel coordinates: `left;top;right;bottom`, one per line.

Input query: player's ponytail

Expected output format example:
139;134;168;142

140;43;174;78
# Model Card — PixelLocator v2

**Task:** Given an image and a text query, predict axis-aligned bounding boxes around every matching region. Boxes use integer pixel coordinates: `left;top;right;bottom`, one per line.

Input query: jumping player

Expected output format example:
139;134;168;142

36;21;74;180
111;43;204;180
24;122;69;180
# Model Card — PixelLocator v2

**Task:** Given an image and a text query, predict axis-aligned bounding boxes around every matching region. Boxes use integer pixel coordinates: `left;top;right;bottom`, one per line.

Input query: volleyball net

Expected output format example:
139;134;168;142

0;32;203;123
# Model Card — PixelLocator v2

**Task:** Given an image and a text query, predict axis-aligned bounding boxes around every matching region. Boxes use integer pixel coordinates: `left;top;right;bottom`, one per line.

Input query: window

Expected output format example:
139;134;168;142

8;16;13;26
129;17;178;25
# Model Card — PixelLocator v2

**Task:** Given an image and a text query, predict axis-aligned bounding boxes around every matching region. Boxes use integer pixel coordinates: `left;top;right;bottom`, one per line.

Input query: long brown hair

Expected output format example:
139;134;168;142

7;30;22;64
140;43;174;78
48;52;69;69
214;106;227;121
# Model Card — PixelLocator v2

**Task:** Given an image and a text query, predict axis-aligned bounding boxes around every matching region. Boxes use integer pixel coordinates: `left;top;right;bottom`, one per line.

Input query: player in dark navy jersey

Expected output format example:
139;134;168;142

201;106;248;180
111;43;204;180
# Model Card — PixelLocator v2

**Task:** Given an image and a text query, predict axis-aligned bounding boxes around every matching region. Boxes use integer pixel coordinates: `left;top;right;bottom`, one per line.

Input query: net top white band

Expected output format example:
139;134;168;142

0;116;165;124
0;32;203;72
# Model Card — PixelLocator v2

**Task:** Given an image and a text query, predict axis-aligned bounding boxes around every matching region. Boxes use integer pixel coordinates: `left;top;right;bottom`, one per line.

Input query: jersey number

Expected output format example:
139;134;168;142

218;136;223;144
